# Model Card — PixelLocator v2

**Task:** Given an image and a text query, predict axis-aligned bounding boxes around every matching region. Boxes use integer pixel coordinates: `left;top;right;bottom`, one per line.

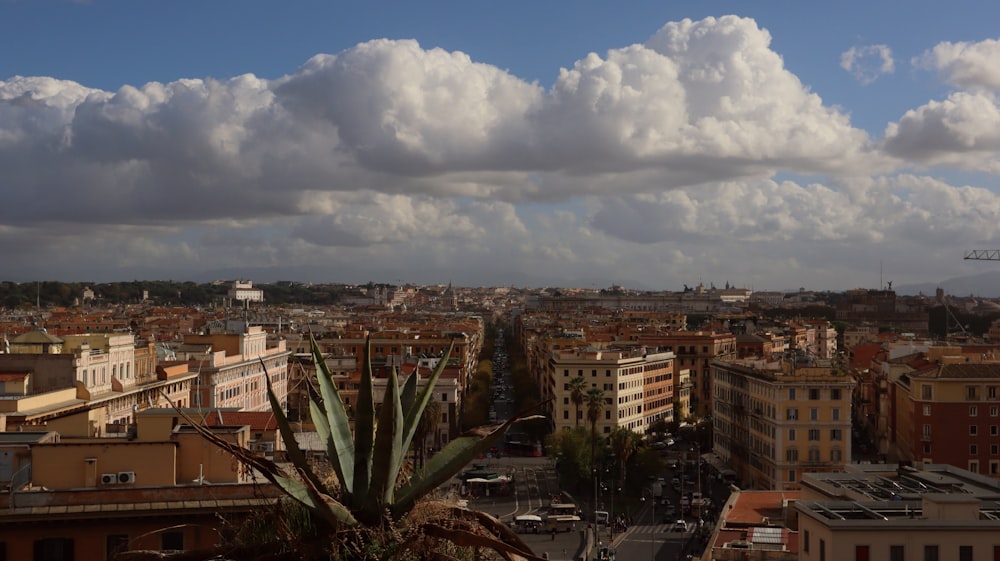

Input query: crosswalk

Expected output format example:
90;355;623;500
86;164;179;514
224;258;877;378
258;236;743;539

628;523;691;535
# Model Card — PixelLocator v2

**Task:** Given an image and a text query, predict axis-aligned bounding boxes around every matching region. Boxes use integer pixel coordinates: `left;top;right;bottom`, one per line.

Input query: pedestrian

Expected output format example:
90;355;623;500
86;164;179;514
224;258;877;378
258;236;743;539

551;528;556;540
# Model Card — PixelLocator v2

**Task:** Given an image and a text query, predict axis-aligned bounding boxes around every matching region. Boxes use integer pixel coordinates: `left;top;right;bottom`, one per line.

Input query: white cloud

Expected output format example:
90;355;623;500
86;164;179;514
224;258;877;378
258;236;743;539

840;44;895;85
915;38;1000;90
2;16;998;290
882;91;1000;172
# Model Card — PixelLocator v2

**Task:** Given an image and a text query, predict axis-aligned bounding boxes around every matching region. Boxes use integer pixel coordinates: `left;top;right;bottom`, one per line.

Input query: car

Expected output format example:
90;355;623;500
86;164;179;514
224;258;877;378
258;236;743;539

672;520;689;532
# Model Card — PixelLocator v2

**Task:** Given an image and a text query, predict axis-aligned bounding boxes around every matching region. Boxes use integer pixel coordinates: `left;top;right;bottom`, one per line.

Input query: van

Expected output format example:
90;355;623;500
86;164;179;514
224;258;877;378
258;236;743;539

594;510;610;525
545;515;580;532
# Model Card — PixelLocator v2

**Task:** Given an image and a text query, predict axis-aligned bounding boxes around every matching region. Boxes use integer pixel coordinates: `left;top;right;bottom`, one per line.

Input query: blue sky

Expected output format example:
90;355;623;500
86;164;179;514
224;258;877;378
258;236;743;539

3;1;1000;291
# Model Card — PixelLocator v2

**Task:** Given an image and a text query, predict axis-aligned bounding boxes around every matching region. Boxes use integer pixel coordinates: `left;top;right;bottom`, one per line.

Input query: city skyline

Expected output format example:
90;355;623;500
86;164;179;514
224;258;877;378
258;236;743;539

3;2;1000;291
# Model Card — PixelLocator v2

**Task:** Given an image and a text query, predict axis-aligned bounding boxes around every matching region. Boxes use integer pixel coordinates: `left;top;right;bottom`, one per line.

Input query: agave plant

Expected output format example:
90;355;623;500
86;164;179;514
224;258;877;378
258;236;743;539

179;333;546;561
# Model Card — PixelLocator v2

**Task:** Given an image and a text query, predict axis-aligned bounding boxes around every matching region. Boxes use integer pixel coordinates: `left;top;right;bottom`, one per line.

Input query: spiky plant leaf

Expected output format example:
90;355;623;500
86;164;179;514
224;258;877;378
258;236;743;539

351;336;376;510
273;473;358;526
394;341;454;478
262;357;328;496
421;523;548;561
399;366;419;424
309;333;355;496
392;413;544;518
363;363;404;523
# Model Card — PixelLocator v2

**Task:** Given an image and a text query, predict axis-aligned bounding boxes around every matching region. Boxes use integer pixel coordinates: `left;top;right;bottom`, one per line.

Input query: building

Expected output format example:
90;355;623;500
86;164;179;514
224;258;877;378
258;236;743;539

550;347;675;435
174;325;291;412
227;280;265;303
712;357;854;490
796;463;1000;561
703;489;800;561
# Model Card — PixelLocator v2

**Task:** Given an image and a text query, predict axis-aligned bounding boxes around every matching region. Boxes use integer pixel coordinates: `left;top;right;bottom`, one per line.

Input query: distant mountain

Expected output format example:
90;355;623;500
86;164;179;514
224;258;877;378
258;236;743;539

895;271;1000;298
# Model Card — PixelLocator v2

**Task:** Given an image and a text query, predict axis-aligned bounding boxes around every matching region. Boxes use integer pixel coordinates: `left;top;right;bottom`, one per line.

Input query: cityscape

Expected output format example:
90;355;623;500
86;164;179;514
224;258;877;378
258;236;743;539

2;279;1000;560
6;2;1000;560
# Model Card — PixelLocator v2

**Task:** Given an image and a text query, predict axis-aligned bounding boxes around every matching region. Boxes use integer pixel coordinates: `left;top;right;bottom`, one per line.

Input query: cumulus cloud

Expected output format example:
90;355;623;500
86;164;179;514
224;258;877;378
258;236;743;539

1;15;997;289
841;44;895;85
882;91;1000;172
915;38;1000;90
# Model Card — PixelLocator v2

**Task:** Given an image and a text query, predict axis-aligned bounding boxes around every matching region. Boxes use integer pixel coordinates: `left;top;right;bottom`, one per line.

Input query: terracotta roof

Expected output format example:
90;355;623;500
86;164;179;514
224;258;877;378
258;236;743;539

203;410;279;431
725;491;800;525
914;363;1000;379
0;372;29;382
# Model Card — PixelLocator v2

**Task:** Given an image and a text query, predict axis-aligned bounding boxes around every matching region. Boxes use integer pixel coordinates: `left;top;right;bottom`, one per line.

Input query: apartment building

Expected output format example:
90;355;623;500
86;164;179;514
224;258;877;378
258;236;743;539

797;463;1000;561
894;361;1000;477
550;347;674;435
712;358;854;490
175;325;291;412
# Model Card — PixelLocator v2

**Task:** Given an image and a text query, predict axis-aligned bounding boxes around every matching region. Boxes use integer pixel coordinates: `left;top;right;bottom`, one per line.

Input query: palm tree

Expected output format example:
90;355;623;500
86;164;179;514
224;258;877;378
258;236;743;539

608;427;641;489
569;376;586;427
414;397;441;470
585;387;606;500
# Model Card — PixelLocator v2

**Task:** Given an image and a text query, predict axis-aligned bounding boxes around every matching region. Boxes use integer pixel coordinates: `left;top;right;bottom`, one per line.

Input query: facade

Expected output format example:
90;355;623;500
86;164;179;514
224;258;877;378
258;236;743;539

797;463;1000;561
227;280;264;303
550;347;674;435
176;326;291;412
894;361;1000;477
712;358;854;490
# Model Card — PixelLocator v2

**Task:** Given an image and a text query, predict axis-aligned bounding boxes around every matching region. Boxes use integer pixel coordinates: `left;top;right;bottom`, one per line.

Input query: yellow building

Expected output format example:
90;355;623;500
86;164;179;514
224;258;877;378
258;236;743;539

550;347;674;435
712;357;854;490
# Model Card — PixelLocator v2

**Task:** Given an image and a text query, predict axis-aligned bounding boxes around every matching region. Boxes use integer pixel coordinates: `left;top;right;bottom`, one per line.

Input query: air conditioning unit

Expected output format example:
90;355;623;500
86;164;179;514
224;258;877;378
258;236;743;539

100;473;118;485
118;471;136;484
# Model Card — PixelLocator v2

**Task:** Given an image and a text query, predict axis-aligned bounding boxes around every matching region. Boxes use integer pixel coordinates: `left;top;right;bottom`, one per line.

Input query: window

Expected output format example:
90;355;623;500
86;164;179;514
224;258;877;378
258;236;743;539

563;397;569;405
787;408;798;421
993;406;999;417
969;460;979;473
563;411;568;419
808;429;820;441
889;545;904;561
971;425;979;436
993;425;999;437
809;388;820;400
991;386;998;399
832;408;841;421
924;545;939;561
810;408;819;421
789;388;796;400
106;535;128;561
924;405;932;416
441;393;447;402
788;469;796;482
971;444;978;455
803;529;809;552
831;388;842;400
831;448;843;462
789;428;796;441
808;448;821;462
34;538;74;561
971;405;979;416
831;429;843;441
162;531;183;551
856;545;870;561
923;424;932;439
922;384;933;399
820;538;826;561
960;545;973;561
968;386;980;400
786;448;798;462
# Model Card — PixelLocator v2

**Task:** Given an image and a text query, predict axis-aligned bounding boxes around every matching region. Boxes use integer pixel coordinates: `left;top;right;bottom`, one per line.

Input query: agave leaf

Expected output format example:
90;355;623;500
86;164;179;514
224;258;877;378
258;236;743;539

352;336;375;510
309;333;355;496
394;341;454;477
262;357;328;496
399;368;418;425
363;363;404;522
273;473;357;526
392;413;529;518
421;523;547;561
446;506;536;555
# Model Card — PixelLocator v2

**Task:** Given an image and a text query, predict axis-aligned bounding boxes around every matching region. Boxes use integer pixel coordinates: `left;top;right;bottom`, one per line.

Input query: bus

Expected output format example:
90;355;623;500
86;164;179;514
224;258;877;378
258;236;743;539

504;440;543;457
548;502;579;517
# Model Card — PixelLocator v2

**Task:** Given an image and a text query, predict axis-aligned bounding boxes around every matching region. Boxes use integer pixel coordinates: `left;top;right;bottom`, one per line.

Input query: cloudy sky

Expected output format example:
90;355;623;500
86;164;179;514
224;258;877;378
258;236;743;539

4;1;1000;291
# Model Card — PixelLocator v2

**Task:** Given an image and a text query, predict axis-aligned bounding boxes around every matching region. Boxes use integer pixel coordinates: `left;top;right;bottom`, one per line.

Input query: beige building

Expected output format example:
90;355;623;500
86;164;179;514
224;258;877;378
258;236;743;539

176;325;291;412
797;464;1000;561
712;358;854;490
550;347;674;435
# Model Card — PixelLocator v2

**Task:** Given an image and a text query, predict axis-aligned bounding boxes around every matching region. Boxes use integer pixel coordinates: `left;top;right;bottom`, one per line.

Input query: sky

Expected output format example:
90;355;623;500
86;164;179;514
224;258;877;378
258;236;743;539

4;1;1000;292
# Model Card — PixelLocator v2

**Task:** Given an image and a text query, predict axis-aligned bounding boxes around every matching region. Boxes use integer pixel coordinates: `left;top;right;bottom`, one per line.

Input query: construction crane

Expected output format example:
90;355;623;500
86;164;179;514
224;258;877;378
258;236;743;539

965;250;1000;260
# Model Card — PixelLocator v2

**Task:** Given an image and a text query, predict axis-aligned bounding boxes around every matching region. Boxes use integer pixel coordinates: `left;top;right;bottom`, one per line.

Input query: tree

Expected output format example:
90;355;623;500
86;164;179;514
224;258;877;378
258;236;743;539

569;376;587;427
413;397;441;470
585;387;606;497
608;427;641;489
